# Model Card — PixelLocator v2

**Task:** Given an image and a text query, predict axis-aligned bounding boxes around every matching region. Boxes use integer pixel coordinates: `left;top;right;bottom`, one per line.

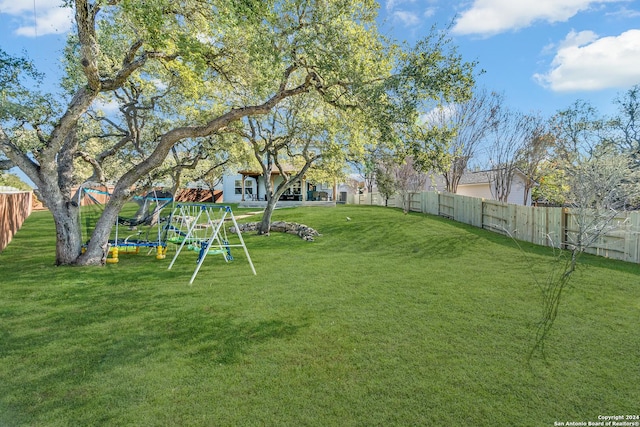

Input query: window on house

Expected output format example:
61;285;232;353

291;180;301;194
236;179;254;195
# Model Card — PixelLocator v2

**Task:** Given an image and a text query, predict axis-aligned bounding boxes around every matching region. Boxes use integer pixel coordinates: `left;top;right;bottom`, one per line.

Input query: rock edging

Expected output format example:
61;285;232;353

231;221;320;241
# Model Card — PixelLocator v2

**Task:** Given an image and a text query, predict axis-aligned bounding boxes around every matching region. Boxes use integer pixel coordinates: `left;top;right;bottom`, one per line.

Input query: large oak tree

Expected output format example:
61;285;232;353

1;0;475;266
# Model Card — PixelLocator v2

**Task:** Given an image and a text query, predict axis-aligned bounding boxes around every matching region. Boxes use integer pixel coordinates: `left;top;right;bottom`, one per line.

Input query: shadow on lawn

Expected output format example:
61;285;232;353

6;296;305;369
162;310;306;364
456;216;640;276
0;282;306;423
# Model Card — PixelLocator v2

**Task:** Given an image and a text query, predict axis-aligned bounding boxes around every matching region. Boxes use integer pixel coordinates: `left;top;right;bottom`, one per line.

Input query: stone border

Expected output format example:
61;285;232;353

231;221;320;241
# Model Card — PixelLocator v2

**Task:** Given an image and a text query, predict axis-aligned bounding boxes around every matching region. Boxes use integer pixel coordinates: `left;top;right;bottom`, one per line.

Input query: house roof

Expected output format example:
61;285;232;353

238;167;301;178
458;171;492;185
175;188;223;203
423;168;529;192
458;168;528;185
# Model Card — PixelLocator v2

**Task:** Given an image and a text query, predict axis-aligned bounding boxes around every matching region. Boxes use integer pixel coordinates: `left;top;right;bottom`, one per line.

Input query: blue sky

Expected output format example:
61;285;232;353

1;0;639;117
376;0;640;116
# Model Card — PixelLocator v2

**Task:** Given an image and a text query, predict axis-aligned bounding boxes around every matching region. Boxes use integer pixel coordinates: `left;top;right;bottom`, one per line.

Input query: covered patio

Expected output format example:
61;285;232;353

236;169;337;208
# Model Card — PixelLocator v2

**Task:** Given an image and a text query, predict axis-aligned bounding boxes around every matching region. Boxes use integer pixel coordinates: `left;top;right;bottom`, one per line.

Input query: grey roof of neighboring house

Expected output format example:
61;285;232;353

458;171;493;185
425;168;527;190
425;170;492;190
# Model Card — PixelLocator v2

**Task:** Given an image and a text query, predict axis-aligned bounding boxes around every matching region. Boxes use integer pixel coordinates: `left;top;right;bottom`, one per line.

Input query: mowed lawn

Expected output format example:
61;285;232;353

0;205;638;426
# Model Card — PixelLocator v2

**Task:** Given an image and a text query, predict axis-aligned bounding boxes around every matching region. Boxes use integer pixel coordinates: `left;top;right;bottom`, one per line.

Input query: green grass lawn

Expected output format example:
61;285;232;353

0;205;638;426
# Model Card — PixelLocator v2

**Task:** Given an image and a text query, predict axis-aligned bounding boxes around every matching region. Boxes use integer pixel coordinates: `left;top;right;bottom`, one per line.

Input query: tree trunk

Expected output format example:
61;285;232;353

35;174;85;265
50;202;83;265
258;196;278;235
523;184;531;206
132;197;150;224
76;197;126;265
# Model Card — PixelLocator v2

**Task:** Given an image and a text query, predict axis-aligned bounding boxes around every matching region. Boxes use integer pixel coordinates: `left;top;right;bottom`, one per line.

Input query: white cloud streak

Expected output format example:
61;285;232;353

423;8;437;19
385;0;417;12
534;29;640;92
92;99;120;116
452;0;626;36
0;0;73;37
385;0;435;27
393;10;421;26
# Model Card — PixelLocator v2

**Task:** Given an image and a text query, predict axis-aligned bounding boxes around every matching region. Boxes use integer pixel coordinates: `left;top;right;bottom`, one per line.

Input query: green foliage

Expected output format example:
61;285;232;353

0;49;42;94
548;100;640;209
3;0;482;266
65;0;401;189
550;99;605;162
374;156;398;202
387;30;476;118
409;121;458;173
0;49;59;128
1;207;639;425
379;29;477;175
0;172;32;190
611;84;640;161
532;163;568;205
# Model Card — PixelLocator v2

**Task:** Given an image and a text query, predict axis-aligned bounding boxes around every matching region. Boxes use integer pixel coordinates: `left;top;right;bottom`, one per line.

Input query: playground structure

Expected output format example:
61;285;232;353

79;186;173;263
79;187;256;282
166;203;256;284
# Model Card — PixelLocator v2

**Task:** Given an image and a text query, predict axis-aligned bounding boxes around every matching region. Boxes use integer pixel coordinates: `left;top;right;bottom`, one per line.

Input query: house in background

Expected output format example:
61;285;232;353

195;167;532;207
427;169;532;206
221;169;338;207
460;169;531;206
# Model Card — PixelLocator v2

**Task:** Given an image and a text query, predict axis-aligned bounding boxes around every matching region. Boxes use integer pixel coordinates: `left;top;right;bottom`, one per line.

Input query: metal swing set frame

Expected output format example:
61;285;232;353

166;203;256;284
78;185;173;263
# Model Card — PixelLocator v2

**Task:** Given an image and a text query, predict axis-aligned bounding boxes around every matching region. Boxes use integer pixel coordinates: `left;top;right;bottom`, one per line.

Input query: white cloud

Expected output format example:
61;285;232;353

452;0;625;36
385;0;417;12
423;7;437;19
92;99;120;116
534;29;640;92
0;0;35;15
419;103;456;125
151;79;168;91
606;6;640;18
385;0;437;27
560;29;600;47
393;10;421;26
0;0;73;37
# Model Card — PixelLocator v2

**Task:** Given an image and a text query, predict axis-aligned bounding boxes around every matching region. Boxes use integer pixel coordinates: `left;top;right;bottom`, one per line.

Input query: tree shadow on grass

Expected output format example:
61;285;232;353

459;219;640;276
162;311;306;364
0;287;307;425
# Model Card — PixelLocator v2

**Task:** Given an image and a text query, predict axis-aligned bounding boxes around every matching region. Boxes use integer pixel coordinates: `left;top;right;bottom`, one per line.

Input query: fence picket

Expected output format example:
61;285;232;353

0;191;33;252
355;191;640;264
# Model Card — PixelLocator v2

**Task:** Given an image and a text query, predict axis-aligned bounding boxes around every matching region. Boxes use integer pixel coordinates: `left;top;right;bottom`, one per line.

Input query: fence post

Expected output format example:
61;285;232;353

398;192;635;263
561;207;569;250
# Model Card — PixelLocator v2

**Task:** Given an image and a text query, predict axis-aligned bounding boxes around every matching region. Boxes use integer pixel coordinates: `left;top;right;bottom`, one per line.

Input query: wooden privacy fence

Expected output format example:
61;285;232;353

356;191;640;264
0;191;33;252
